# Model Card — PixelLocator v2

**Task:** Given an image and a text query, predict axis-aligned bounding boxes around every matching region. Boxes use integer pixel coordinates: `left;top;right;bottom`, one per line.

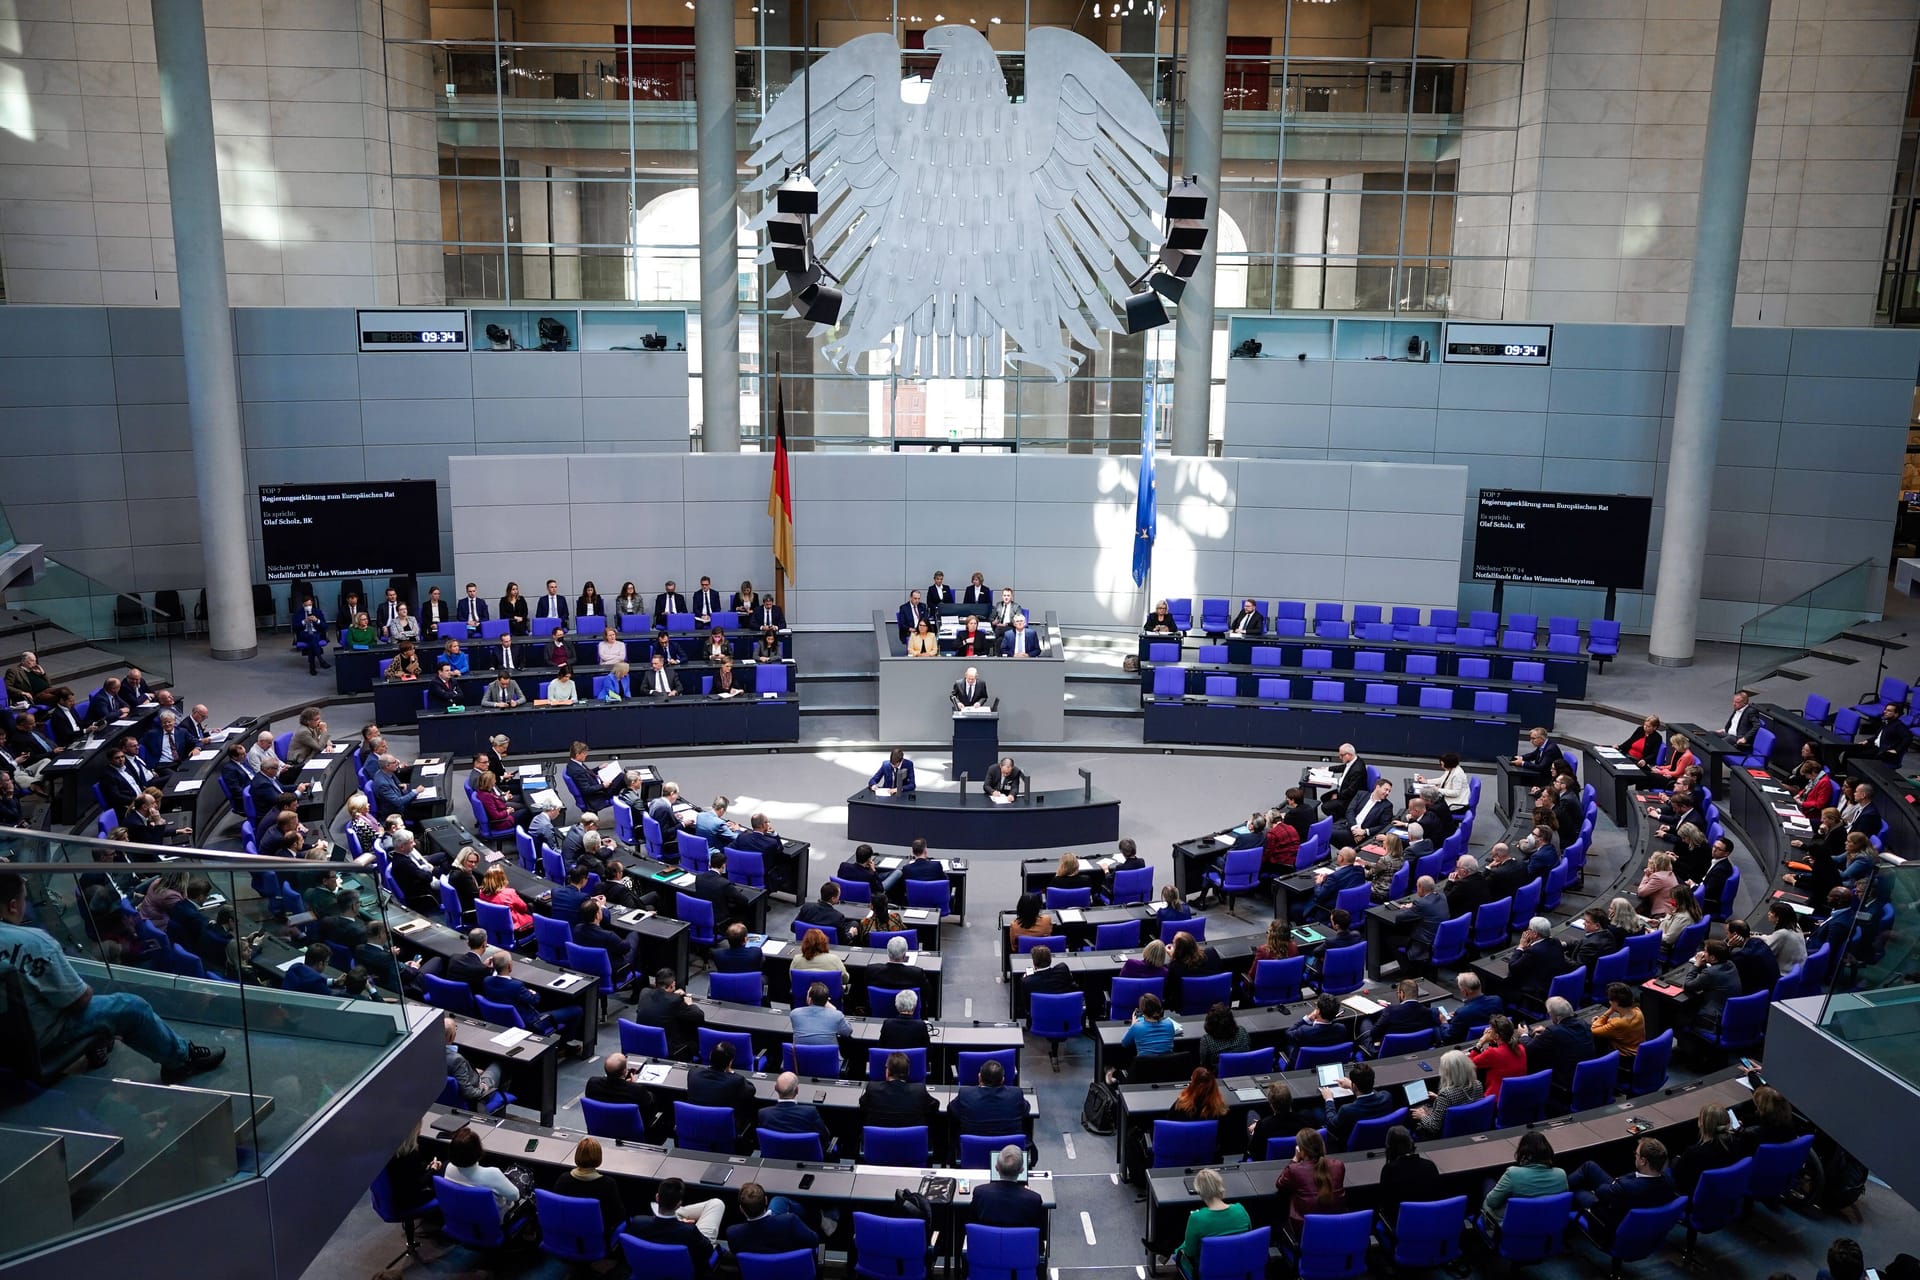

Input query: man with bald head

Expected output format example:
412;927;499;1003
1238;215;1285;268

757;1070;837;1156
584;1050;659;1133
951;665;989;709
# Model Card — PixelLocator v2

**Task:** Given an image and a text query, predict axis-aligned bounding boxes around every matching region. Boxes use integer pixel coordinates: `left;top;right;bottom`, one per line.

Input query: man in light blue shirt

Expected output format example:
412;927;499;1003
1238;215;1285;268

695;797;740;845
788;981;853;1045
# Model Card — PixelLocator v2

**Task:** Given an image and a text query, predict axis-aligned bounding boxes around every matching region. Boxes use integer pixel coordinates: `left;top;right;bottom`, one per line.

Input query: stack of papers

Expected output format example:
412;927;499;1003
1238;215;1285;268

175;779;204;794
761;939;788;956
1341;995;1385;1016
189;749;218;762
902;908;936;923
1594;747;1625;759
420;762;447;777
637;1063;671;1085
490;1026;532;1048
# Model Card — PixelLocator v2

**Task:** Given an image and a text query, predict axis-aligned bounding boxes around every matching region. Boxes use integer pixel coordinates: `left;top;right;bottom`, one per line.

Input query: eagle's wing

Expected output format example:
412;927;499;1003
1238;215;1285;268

1014;27;1169;342
745;34;908;323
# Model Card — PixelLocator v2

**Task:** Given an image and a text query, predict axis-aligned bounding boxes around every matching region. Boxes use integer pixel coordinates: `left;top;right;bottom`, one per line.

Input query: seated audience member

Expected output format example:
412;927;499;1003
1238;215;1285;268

1480;1129;1568;1227
1246;1081;1300;1158
481;669;526;708
1199;1002;1251;1070
1284;994;1347;1060
1467;1016;1528;1097
1363;977;1438;1053
1113;992;1182;1081
726;1180;820;1259
789;981;853;1046
865;933;923;999
973;1144;1048;1229
1008;892;1053;947
1120;939;1167;979
631;969;705;1059
1672;1103;1744;1195
1761;901;1808;973
951;1056;1026;1139
441;1015;507;1109
1507;915;1569;1004
621;1177;726;1278
1143;600;1180;634
687;1041;758;1134
1322;1061;1397;1150
859;1050;941;1144
557;1136;626;1241
437;1122;528;1217
878;989;930;1049
1438;972;1502;1044
573;900;635;975
837;843;900;899
758;1072;837;1155
794;886;847;942
1590;981;1647;1062
1020;944;1077;999
384;642;422;683
1410;1050;1483;1138
710;922;762;973
1522;996;1595;1092
1274;1128;1346;1234
1725;918;1781;995
484;952;582;1039
1571;906;1627;971
597;626;627;666
1565;1137;1674;1243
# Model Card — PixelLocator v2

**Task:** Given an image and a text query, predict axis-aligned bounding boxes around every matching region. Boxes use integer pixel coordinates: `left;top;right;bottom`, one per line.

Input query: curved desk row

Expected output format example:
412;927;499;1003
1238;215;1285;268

1143;694;1521;760
367;659;793;726
334;629;793;695
421;1102;1057;1270
415;695;800;756
845;787;1120;851
1144;635;1590;700
1139;1068;1753;1259
1140;661;1559;728
674;996;1020;1071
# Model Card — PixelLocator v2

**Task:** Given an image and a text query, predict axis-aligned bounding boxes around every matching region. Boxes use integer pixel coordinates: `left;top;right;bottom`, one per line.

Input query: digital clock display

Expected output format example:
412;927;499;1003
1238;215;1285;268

1448;342;1545;358
356;310;471;352
363;329;463;345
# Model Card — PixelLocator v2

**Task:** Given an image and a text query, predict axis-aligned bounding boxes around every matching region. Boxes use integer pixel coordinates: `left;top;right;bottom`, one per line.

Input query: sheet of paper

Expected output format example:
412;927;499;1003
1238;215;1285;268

415;787;438;801
549;973;582;988
1594;747;1625;759
902;909;935;923
1056;908;1085;924
275;956;303;972
420;763;447;777
761;939;787;956
189;749;218;762
175;779;204;793
518;765;545;779
489;1027;532;1048
1341;995;1385;1016
325;742;352;755
637;1063;671;1085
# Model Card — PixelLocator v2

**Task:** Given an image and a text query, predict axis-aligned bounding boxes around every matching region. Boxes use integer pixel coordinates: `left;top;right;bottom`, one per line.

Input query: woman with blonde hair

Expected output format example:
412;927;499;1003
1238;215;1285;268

1636;850;1680;916
1409;1049;1483;1137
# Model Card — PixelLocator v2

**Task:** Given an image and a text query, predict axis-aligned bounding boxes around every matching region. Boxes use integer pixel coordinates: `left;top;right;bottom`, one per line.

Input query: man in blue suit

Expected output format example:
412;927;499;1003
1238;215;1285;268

970;1146;1047;1230
622;1178;723;1279
1363;978;1438;1052
725;1181;820;1258
483;952;582;1038
1565;1137;1677;1244
950;1057;1027;1141
564;740;611;812
1323;1061;1399;1150
896;590;931;642
292;597;330;674
1332;778;1396;849
216;742;255;807
732;812;783;857
1296;848;1366;921
758;1072;837;1156
370;754;421;819
901;838;946;883
535;579;570;625
1394;876;1451;971
282;943;334;995
868;749;916;794
1285;994;1350;1058
247;757;295;817
1439;972;1504;1044
141;712;193;773
1000;614;1042;657
456;582;491;628
85;677;127;727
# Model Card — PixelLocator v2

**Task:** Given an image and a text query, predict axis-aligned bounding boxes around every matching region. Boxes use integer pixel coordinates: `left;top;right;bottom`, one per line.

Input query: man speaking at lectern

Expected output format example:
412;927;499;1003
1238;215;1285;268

951;667;990;710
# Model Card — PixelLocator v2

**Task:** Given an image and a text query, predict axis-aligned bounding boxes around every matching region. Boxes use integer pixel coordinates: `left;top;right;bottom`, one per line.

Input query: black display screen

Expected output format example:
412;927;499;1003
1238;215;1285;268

1472;489;1653;589
361;328;463;345
260;481;442;582
1447;341;1546;358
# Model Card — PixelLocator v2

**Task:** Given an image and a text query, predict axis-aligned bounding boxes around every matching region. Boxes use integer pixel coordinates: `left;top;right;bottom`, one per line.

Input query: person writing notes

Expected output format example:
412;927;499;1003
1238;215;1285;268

985;756;1024;802
951;667;990;710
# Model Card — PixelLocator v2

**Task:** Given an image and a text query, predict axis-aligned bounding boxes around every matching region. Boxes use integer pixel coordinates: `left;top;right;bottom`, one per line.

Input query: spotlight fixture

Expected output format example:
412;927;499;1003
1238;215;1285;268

767;171;846;327
775;172;818;216
1119;176;1211;334
793;264;844;326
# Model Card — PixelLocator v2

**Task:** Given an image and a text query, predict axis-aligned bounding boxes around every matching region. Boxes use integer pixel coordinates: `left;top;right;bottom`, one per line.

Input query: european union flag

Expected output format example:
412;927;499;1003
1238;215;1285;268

1133;413;1157;589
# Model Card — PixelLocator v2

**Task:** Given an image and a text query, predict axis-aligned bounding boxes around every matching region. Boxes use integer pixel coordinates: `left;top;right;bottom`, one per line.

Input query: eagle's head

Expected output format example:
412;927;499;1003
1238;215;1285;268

922;23;1000;81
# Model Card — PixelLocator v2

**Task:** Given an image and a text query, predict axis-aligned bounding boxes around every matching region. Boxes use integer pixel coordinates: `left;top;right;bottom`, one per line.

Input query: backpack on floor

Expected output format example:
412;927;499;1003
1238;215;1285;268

1080;1081;1118;1135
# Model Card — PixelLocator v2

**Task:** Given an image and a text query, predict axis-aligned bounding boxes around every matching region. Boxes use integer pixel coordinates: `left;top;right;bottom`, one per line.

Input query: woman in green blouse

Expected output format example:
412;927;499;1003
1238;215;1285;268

1180;1167;1251;1267
345;612;377;648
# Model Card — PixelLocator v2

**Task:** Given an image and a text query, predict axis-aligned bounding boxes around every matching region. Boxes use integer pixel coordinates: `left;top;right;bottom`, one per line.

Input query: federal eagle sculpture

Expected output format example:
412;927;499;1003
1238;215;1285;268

747;24;1170;382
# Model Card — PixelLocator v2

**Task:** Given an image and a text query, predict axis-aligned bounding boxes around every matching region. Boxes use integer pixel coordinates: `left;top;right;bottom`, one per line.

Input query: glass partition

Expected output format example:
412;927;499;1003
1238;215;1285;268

0;833;412;1265
2;552;176;689
1734;559;1875;691
1811;865;1920;1090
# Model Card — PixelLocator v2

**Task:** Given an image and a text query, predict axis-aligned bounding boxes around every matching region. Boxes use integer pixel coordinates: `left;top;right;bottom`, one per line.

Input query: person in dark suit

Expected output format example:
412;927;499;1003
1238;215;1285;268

574;900;635;976
759;1072;836;1154
836;844;894;899
951;1057;1026;1139
497;582;530;636
483;952;582;1039
444;928;492;990
1300;848;1367;920
951;668;990;709
1442;855;1491;921
642;654;682;697
1227;599;1265;637
726;1181;820;1258
1846;782;1885;841
971;1147;1046;1230
1394;876;1450;970
749;598;786;631
1511;727;1562;780
1364;978;1439;1052
859;1051;941;1147
95;745;145;812
1565;1137;1677;1244
926;572;955;608
869;749;917;795
1724;919;1780;995
1866;703;1912;764
1679;939;1742;1028
686;1041;758;1137
282;943;334;995
901;838;944;884
1438;973;1503;1044
1285;995;1351;1058
1332;780;1395;849
1020;944;1078;1000
985;756;1025;799
1484;842;1529;903
1551;779;1584;847
456;582;490;627
710;922;763;972
425;662;463;711
795;884;848;940
584;1053;660;1135
962;573;992;605
631;969;706;1059
690;577;723;622
1000;616;1042;657
652;581;688;626
1322;744;1369;817
896;591;932;642
1323;1061;1399;1150
1721;691;1758;749
1508;915;1569;1004
85;677;128;726
1696;839;1736;915
1521;997;1595;1092
563;741;611;811
866;936;925;1003
621;1178;723;1279
877;988;930;1048
1568;907;1626;973
292;597;331;673
418;586;449;640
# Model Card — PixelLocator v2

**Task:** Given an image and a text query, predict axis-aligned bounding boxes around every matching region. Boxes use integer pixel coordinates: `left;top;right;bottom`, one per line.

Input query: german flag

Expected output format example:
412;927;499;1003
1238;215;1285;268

767;368;795;585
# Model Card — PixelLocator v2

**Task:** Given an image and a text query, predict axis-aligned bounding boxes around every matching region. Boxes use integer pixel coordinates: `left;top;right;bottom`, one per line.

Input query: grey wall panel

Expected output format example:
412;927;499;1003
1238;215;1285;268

107;307;184;356
570;503;687;550
1773;469;1893;519
120;402;195;452
4;405;123;456
1330;360;1442;408
112;355;189;404
244;399;363;448
469;352;582;399
1781;376;1915;426
1549;367;1666;417
1231;508;1350;556
1543;413;1660;460
451;455;537;507
1763;515;1892;567
1347;512;1463;562
1435;409;1546;456
1539;458;1656;494
1331;405;1438;453
0;357;117;405
905;453;1018;498
246;446;367;486
1344;557;1450;605
1229;552;1349;598
1710;420;1783;468
126;497;203;542
452;503;572;554
0;455;127;502
1721;374;1786;421
359;397;473;443
583;399;686;445
581;353;686;398
234;306;358;354
1551;322;1669;370
0;304;107;355
131;541;212;587
1776;422;1904;473
1436;363;1550;411
1239;404;1333;450
1451;454;1545;490
1234;460;1351;507
360;444;457;485
1722;326;1792;375
355;352;473;400
10;502;133;551
1705;511;1774;556
683;501;774;547
681;455;766;502
122;450;200;499
1785;327;1920;379
473;398;583;442
1224;358;1334;405
237;353;358;401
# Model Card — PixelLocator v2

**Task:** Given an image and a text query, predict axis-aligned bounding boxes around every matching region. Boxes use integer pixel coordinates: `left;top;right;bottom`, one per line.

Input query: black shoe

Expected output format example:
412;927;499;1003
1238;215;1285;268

308;663;318;675
319;657;331;668
161;1042;226;1083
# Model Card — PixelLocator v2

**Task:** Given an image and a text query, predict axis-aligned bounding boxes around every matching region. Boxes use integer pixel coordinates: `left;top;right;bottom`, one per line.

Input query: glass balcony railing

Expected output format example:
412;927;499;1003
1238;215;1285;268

1734;559;1875;691
1813;865;1920;1090
0;834;414;1265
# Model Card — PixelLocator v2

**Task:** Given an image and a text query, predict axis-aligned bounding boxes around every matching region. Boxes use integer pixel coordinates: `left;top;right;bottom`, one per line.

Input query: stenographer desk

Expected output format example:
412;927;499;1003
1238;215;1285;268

419;1103;1057;1268
846;786;1120;851
415;693;799;756
1756;702;1857;773
873;612;1066;744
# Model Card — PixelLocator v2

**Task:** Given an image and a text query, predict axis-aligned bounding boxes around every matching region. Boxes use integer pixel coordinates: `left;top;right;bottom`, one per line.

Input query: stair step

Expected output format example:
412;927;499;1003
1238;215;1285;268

45;647;130;684
1065;705;1144;720
800;701;879;716
1064;669;1137;685
1837;630;1909;650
